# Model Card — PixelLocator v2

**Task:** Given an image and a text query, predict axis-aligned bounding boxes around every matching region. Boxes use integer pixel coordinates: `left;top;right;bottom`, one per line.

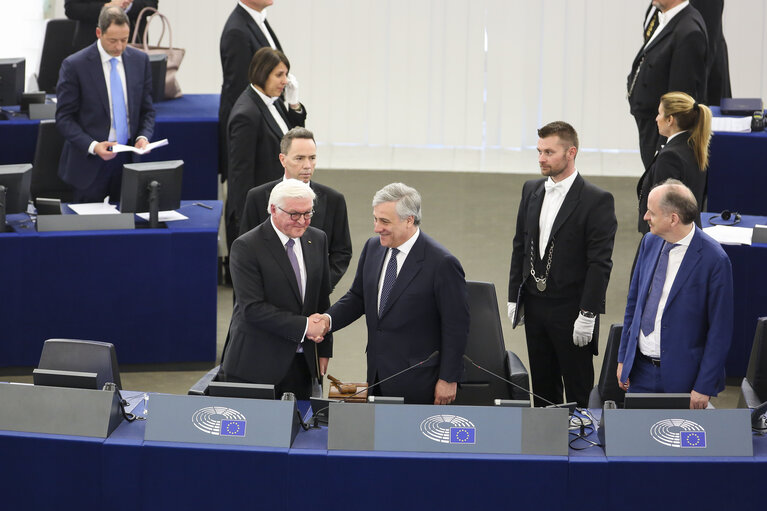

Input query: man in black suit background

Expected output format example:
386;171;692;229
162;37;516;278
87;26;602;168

240;127;352;290
65;0;158;50
219;179;332;400
219;0;285;180
507;122;617;408
628;0;708;168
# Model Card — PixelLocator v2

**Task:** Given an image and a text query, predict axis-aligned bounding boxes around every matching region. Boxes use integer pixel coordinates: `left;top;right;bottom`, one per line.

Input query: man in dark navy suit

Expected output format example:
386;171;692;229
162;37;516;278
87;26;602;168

56;5;155;202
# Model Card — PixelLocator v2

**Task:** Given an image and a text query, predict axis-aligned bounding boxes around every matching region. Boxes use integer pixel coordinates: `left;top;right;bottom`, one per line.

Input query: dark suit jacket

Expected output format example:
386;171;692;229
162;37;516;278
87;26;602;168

690;0;730;104
327;232;470;404
508;174;616;354
637;131;706;233
65;0;158;50
56;42;155;190
218;4;282;178
221;221;333;384
628;4;708;119
225;86;306;233
618;228;733;396
240;179;352;290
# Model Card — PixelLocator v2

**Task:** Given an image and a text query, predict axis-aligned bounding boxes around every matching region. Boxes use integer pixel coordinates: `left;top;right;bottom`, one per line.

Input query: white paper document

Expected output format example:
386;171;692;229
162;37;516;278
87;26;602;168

711;116;752;133
703;225;753;245
136;210;189;222
110;138;169;155
68;202;121;215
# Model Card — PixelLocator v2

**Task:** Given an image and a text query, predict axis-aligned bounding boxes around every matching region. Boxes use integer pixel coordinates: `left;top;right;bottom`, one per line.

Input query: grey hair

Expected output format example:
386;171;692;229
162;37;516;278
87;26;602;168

267;178;316;215
372;182;422;225
653;178;698;225
98;5;129;32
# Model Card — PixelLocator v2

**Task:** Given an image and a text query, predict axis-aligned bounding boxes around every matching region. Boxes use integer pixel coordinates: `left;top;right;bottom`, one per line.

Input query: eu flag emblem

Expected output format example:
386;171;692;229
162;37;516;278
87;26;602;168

680;431;706;448
449;427;476;444
220;419;247;437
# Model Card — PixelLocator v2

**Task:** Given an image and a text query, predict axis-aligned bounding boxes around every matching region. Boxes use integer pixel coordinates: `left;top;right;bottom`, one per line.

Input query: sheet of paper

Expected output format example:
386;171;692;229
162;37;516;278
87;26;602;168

68;202;121;215
703;225;753;245
135;210;189;222
711;116;752;133
110;138;169;155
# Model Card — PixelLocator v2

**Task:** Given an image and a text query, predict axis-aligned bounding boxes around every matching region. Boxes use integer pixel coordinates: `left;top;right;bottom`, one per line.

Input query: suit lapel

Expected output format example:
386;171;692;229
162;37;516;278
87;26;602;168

379;233;424;319
643;7;686;53
300;231;319;312
526;181;545;252
250;87;286;140
311;183;327;231
87;45;110;119
236;5;271;48
664;227;702;309
549;175;583;240
262;222;303;304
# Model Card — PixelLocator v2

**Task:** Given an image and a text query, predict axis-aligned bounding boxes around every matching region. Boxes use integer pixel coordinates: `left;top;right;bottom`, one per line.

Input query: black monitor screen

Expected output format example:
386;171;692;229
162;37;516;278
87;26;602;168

0;164;32;214
0;58;25;106
119;160;183;213
207;381;275;400
623;393;691;409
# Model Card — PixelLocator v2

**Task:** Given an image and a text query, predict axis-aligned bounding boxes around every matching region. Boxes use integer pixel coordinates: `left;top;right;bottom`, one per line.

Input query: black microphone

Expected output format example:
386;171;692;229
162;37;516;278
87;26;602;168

462;354;577;412
308;350;440;427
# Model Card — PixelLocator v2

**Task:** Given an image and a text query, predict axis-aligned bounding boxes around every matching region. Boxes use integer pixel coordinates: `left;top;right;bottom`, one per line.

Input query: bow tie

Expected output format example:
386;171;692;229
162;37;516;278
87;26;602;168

544;179;565;195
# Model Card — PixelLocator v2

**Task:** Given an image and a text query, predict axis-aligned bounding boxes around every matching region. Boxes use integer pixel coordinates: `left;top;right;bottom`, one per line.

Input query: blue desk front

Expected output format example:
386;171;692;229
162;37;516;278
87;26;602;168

708;107;767;216
702;212;767;378
0;200;221;367
0;94;220;200
3;405;767;511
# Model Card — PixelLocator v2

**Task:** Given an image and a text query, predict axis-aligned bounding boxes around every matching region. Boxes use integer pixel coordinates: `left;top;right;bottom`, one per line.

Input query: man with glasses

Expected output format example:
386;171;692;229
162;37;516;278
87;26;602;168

219;179;333;399
507;121;617;408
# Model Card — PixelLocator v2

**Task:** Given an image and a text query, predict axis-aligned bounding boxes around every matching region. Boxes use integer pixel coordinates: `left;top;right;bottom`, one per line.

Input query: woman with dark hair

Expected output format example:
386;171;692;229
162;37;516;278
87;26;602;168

637;91;712;234
225;47;306;253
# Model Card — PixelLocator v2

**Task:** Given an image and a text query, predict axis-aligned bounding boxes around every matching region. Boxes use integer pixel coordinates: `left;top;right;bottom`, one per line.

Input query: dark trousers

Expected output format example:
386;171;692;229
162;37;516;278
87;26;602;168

72;155;126;203
524;295;597;408
634;115;666;170
627;353;664;393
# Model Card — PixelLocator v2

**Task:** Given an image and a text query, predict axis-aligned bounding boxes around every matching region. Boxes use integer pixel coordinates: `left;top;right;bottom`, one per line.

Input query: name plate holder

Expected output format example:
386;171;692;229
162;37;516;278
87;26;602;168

327;403;568;455
37;213;135;232
144;394;299;448
598;408;753;457
0;382;122;438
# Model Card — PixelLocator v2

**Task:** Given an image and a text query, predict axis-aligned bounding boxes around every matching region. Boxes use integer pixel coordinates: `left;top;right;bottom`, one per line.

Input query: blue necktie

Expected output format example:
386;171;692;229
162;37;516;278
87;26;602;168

379;248;399;316
286;238;303;301
640;242;677;336
110;58;129;145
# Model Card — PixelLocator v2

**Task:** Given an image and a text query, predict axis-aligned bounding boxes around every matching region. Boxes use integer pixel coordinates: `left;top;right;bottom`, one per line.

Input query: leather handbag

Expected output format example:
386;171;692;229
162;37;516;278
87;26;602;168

129;7;185;99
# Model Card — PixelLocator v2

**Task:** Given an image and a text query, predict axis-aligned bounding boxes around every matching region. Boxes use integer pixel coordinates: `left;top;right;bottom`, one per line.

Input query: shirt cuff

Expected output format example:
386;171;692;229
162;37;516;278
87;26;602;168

301;318;308;343
88;141;98;155
323;313;332;332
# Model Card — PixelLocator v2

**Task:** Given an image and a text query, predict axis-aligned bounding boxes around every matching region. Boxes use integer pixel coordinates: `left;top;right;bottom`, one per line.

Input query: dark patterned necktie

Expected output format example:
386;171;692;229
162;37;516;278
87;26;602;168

640;242;677;336
379;248;399;316
286;238;303;301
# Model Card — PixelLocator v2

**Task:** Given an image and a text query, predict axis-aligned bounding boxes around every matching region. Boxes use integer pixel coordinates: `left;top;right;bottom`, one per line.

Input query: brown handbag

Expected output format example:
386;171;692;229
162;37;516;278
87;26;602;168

129;7;185;99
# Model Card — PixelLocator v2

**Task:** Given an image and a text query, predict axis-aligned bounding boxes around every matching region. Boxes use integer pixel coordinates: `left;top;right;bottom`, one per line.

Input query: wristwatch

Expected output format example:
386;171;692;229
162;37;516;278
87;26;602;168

580;310;596;319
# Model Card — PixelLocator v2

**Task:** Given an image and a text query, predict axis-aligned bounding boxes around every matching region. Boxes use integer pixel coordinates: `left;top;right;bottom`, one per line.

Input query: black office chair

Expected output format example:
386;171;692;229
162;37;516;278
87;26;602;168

37;338;122;390
188;365;220;396
31;120;73;203
587;323;625;408
738;317;767;409
36;19;78;93
454;280;530;406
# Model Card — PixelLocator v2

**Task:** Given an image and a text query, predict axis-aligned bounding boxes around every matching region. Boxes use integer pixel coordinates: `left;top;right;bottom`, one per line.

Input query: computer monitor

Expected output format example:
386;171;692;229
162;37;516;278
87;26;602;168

119;160;183;227
0;58;25;106
207;381;276;400
623;393;691;409
37;339;122;390
32;368;99;390
0;164;32;230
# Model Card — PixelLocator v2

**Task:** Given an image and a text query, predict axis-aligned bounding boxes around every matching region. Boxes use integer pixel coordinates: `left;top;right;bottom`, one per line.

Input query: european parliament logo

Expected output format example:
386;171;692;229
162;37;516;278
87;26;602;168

420;414;476;444
191;406;248;437
650;419;706;448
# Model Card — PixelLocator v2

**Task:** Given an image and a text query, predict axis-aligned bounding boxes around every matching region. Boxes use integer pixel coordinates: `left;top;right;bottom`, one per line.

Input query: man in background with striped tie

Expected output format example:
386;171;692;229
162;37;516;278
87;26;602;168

56;5;155;202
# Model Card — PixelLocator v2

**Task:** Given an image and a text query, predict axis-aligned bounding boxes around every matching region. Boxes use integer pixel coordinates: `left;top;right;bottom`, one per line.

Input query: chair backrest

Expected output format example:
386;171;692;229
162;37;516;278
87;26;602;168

37;339;121;390
745;317;767;402
37;19;78;93
454;281;513;405
32;120;73;202
595;323;625;406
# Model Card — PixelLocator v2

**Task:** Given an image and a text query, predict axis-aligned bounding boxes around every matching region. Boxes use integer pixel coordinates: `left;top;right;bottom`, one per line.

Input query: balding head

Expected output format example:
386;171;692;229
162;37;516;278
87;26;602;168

644;179;698;242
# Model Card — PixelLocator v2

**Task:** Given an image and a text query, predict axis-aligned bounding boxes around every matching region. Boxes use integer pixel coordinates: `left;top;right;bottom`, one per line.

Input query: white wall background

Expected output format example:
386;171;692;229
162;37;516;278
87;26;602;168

1;0;765;176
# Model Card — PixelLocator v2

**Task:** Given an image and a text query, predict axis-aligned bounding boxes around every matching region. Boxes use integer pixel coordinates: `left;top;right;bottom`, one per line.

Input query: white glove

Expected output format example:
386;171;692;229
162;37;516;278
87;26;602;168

572;312;595;347
507;302;524;326
285;73;300;105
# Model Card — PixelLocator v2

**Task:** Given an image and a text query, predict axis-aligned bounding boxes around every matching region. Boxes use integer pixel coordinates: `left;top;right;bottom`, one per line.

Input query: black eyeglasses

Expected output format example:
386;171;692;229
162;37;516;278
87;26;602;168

278;206;314;221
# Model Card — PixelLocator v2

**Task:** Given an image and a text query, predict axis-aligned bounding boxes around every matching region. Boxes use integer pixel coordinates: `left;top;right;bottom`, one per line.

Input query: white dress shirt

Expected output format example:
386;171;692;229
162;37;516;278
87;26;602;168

645;1;689;47
638;224;695;358
270;217;308;344
538;170;578;258
377;229;420;311
253;85;289;135
238;1;278;49
88;40;130;154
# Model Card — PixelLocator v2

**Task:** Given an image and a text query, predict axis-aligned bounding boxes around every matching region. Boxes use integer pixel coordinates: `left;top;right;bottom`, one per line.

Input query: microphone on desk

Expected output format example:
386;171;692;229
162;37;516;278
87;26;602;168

461;354;578;413
308;350;440;428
